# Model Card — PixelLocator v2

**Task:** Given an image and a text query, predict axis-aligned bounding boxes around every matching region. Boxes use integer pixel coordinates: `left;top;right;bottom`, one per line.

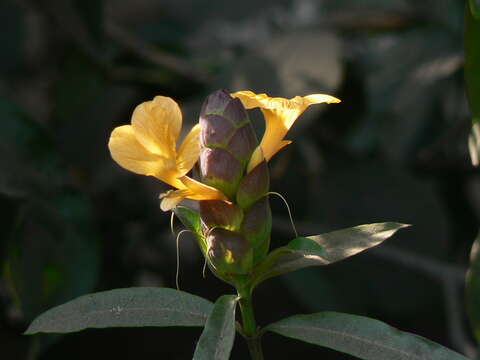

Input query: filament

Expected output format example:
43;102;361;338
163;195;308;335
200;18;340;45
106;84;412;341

175;229;192;290
170;211;175;237
202;257;208;279
267;191;298;238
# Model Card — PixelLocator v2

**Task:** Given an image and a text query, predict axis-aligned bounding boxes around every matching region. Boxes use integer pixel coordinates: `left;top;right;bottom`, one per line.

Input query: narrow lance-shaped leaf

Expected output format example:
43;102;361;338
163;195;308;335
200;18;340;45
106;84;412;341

466;230;480;342
251;222;409;288
466;0;480;165
25;287;213;334
266;312;468;360
193;295;238;360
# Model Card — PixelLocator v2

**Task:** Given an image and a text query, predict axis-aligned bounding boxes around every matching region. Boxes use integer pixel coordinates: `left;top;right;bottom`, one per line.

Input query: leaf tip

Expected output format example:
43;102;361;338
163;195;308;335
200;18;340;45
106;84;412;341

23;325;37;336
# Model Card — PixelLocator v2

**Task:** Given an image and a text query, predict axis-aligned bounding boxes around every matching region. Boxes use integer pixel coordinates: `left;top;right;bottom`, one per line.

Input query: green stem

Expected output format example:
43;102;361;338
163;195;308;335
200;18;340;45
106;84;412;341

238;288;264;360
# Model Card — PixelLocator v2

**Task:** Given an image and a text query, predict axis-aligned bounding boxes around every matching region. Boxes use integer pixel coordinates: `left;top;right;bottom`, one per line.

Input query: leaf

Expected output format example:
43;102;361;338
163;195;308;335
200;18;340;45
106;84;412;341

251;223;409;288
25;287;213;334
193;295;238;360
469;122;480;166
174;206;202;235
470;0;480;19
174;206;206;253
266;312;468;360
466;231;480;342
466;1;480;165
305;222;410;263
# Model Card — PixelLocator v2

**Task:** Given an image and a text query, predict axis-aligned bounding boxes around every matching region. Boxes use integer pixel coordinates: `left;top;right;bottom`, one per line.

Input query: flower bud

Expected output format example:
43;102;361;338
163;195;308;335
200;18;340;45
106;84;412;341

207;228;253;279
199;90;258;198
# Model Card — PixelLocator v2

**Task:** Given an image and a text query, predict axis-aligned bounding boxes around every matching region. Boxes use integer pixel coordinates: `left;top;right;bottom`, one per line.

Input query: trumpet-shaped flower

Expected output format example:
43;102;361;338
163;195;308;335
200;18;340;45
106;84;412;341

231;90;341;171
108;96;226;211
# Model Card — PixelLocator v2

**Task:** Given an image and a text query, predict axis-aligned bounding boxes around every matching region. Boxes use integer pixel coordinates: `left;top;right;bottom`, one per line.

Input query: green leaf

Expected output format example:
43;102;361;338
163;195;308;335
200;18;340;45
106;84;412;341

466;231;480;342
465;3;480;111
193;295;238;360
466;2;480;165
305;222;410;263
469;122;480;166
25;287;213;334
470;0;480;19
251;223;409;288
266;312;468;360
174;206;201;235
174;206;206;253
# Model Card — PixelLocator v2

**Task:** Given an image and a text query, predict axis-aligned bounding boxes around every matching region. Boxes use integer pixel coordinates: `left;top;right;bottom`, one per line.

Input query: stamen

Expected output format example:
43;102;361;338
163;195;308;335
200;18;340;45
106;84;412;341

267;191;298;238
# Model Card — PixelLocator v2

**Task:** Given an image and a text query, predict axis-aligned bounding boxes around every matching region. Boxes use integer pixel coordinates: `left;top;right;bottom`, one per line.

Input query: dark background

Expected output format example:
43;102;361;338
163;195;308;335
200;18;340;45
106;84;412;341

1;0;477;359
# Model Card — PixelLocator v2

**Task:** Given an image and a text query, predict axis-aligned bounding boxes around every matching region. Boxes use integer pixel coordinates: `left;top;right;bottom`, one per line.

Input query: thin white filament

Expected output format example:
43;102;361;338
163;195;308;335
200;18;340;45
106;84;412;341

175;229;192;291
267;191;298;238
202;257;208;279
170;211;175;237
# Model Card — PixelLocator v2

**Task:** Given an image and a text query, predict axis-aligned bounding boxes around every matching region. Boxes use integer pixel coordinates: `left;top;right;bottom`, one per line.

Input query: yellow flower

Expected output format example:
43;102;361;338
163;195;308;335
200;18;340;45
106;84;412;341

108;96;226;211
231;91;341;171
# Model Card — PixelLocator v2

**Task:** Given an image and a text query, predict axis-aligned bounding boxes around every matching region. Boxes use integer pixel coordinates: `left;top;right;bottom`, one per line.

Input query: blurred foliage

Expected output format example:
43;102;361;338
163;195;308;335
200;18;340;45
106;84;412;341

467;232;480;343
0;0;478;359
466;0;480;165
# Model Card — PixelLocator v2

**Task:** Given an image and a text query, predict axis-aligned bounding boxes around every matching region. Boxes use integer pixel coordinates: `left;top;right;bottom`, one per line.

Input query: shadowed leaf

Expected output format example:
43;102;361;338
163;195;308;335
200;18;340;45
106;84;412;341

193;295;238;360
267;312;468;360
25;287;213;334
251;223;409;288
466;1;480;165
466;231;480;342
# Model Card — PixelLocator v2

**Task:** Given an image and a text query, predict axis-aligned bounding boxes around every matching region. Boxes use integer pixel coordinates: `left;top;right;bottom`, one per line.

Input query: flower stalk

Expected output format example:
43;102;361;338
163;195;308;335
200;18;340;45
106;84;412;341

237;286;264;360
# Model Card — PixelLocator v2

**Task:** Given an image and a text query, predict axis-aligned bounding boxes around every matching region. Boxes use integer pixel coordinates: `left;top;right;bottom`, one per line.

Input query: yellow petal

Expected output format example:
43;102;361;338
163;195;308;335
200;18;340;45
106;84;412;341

180;176;228;201
176;123;201;176
159;189;191;211
108;125;184;188
131;96;182;159
232;91;340;161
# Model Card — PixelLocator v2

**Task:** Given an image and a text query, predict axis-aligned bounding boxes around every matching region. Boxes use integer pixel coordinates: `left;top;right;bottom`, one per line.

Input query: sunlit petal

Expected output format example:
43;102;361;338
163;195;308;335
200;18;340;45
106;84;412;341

159;189;192;211
131;96;182;158
246;146;265;173
176;123;201;176
108;125;183;188
180;176;228;201
303;94;341;105
232;90;340;162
